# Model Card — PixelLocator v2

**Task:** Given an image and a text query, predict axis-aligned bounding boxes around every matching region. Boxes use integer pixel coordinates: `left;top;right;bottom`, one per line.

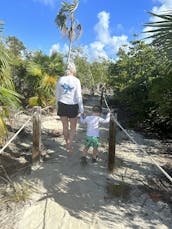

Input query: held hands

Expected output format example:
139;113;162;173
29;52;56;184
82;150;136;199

78;113;85;119
80;113;85;118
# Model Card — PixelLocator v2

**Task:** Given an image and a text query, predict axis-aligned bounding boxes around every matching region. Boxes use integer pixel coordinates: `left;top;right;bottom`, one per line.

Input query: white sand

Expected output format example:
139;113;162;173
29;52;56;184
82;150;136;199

1;96;172;229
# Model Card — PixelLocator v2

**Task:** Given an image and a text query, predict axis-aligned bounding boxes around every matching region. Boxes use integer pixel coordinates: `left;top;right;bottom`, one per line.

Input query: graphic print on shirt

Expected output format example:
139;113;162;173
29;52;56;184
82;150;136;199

61;83;74;94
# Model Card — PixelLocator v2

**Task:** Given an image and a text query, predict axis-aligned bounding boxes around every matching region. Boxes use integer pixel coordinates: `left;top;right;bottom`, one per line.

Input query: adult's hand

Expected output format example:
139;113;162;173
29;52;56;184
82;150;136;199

80;113;85;118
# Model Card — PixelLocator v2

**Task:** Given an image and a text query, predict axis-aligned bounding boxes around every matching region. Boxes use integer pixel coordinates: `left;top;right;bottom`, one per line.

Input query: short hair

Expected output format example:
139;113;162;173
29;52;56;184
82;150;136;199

92;105;102;113
66;62;76;75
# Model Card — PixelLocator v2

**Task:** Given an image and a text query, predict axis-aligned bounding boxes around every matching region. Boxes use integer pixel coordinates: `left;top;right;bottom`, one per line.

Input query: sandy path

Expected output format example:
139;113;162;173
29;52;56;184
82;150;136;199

1;95;171;229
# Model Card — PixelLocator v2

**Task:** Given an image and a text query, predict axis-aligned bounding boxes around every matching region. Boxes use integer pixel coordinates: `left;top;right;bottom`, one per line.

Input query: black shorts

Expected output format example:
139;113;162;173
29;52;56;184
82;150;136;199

57;101;79;118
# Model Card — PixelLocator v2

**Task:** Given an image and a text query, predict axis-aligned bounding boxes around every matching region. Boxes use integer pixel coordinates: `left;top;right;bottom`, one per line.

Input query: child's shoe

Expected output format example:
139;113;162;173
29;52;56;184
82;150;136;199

80;156;87;165
92;156;97;163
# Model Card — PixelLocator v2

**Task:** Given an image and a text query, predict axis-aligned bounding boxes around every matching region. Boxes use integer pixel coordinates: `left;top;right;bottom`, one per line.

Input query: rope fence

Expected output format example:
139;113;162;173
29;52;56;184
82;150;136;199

0;96;172;184
0;117;32;155
103;93;172;184
0;106;51;157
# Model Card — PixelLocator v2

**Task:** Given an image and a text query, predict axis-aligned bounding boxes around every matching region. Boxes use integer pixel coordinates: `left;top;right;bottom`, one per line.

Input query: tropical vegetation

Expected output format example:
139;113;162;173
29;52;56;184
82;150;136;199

0;8;172;145
0;22;22;144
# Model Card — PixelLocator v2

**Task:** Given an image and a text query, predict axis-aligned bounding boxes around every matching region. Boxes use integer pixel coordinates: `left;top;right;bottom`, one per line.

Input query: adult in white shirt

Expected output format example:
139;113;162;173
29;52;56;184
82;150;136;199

56;62;84;152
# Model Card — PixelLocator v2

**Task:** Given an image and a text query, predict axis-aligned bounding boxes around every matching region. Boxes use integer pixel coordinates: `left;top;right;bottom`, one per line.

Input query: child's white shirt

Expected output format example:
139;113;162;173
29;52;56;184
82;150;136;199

80;113;110;137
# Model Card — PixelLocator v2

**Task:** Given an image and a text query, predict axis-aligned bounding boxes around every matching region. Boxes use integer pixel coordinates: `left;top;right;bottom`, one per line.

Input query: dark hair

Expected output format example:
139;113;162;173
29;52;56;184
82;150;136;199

92;105;102;113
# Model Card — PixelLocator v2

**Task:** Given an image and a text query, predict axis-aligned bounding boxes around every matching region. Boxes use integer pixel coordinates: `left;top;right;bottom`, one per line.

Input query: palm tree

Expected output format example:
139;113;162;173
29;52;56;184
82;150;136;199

144;11;172;57
26;51;64;107
55;0;82;64
0;27;22;144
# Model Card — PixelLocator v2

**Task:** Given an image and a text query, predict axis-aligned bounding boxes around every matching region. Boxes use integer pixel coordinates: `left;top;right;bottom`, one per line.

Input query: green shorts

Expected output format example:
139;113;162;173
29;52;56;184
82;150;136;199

85;136;99;149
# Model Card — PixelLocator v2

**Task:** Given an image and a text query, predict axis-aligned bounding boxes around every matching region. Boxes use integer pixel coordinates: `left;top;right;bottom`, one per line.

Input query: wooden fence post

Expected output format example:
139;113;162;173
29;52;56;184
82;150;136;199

100;88;104;107
108;113;117;172
32;106;41;163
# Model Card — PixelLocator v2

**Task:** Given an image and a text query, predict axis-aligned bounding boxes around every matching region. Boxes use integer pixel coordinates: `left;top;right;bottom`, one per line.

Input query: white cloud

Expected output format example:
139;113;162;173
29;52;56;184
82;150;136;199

147;0;172;23
86;41;108;60
90;41;104;50
85;11;129;61
94;11;110;44
110;35;128;52
152;0;172;15
49;43;60;56
49;42;70;56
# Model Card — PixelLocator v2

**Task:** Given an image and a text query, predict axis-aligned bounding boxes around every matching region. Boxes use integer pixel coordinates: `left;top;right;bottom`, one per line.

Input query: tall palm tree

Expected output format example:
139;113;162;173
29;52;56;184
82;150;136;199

144;11;172;57
55;0;82;64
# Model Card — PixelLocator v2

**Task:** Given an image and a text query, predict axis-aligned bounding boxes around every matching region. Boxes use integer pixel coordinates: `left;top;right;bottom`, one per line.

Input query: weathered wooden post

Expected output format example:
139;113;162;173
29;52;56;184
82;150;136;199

108;112;117;172
32;106;41;163
100;87;104;107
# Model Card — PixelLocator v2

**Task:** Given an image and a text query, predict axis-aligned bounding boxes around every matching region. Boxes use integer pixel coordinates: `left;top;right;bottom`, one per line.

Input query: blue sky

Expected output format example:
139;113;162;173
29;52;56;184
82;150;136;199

1;0;172;61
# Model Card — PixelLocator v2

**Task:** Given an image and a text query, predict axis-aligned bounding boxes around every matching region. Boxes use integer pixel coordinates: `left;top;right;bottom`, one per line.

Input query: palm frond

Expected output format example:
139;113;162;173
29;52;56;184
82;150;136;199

0;41;10;68
42;74;57;87
55;11;67;30
0;114;8;144
26;62;42;77
0;87;22;108
0;21;4;33
61;0;79;13
143;10;172;57
75;23;82;40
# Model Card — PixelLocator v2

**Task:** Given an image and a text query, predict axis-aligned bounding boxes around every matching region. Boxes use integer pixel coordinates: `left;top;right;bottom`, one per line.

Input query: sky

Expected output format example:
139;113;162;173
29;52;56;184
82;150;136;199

1;0;172;61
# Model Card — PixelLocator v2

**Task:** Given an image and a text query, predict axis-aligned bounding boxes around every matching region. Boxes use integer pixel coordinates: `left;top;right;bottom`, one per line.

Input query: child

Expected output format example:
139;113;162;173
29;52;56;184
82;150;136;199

80;105;110;163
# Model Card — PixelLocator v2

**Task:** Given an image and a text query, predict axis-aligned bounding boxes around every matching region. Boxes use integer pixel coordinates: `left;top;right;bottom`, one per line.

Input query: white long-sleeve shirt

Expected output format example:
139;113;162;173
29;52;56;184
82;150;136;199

80;113;110;137
56;75;84;113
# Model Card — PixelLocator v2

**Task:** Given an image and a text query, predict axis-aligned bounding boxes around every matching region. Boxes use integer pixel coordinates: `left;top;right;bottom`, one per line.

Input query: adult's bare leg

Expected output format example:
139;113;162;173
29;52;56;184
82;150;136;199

60;116;69;149
68;117;78;152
